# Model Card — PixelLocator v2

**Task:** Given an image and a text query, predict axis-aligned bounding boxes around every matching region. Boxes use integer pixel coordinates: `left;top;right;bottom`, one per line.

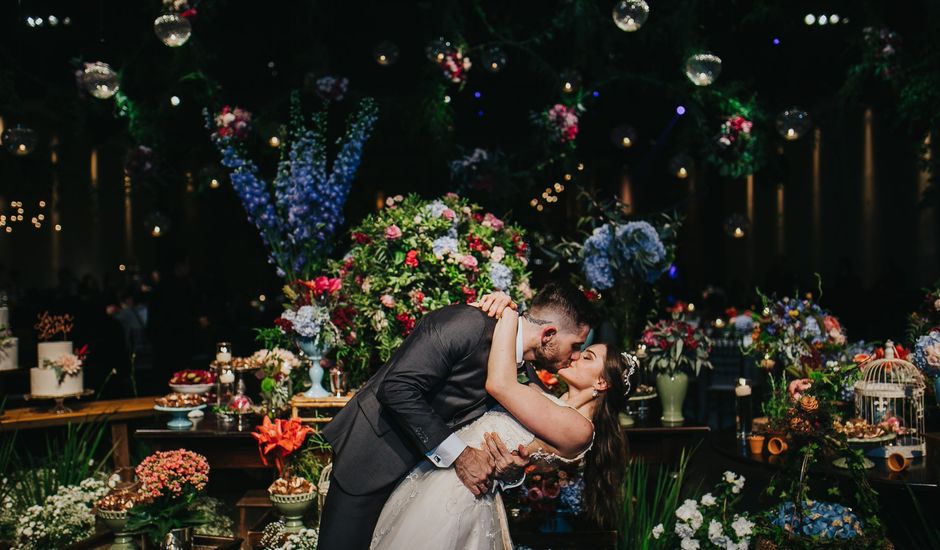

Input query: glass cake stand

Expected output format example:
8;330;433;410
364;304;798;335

24;388;94;414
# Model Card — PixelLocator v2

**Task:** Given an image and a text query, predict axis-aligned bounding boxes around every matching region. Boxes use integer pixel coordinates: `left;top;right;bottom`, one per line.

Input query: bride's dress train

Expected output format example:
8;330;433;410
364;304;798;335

370;393;589;550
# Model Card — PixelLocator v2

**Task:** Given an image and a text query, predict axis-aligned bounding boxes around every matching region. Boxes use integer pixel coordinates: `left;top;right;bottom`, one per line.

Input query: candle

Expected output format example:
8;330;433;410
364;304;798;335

215;342;232;364
220;370;235;384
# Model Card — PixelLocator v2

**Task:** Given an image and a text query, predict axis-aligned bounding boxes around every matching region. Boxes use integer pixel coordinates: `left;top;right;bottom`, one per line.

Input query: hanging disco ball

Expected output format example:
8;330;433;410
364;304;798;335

610;125;638;149
144;211;171;238
82;62;120;99
612;0;650;32
425;37;454;63
684;53;722;86
668;153;694;179
2;126;38;156
723;214;750;239
153;14;192;47
776;108;812;141
480;46;508;73
559;69;582;94
373;41;400;66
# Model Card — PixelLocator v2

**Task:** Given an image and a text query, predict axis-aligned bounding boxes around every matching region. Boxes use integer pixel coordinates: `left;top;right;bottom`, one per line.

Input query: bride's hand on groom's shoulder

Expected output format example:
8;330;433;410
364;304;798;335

472;292;517;318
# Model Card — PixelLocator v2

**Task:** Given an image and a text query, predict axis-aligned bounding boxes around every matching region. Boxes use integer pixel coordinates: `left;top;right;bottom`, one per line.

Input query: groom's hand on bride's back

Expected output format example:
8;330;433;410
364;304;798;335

472;292;517;318
454;446;495;497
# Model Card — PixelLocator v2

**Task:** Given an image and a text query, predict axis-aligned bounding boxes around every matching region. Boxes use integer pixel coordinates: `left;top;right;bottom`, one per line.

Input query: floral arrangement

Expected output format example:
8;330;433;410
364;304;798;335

505;462;582;520
705;95;763;179
261;523;320;550
41;345;88;384
542;103;580;143
251;347;301;414
313;75;348;102
276;277;343;348
34;311;74;341
651;471;754;550
912;330;940;378
744;291;847;378
436;50;472;84
162;0;196;17
253;417;316;495
769;500;864;541
640;314;713;376
860;26;902;79
127;449;211;544
329;194;531;385
908;282;940;338
206;92;378;281
13;477;109;550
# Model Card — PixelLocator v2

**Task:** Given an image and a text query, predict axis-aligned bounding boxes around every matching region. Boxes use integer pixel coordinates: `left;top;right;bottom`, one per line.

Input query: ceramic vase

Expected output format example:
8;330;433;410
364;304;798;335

656;371;689;424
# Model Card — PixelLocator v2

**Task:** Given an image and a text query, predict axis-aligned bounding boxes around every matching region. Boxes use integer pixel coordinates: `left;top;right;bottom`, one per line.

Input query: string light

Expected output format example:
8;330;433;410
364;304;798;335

54;224;62;232
209;178;220;189
119;264;127;272
169;96;181;106
268;136;280;148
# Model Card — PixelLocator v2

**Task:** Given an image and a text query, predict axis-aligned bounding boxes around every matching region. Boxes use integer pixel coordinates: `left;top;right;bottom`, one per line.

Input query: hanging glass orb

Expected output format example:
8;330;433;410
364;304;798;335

669;153;694;179
559;69;582;94
612;0;650;32
153;14;192;47
2;126;38;156
723;214;750;239
144;211;171;238
684;53;722;86
82;62;120;99
425;37;454;63
480;46;508;73
610;125;638;149
776;108;812;141
373;41;400;66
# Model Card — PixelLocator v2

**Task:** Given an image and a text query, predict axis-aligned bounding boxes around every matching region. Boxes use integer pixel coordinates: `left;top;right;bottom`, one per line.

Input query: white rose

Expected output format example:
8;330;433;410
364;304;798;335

723;471;737;484
731;515;754;538
680;538;700;550
675;522;695;539
652;524;664;539
700;493;716;507
491;246;506;263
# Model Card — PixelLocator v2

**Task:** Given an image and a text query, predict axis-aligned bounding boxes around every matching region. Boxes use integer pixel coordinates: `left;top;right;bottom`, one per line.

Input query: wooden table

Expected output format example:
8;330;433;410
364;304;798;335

623;418;711;463
135;413;269;469
0;395;158;469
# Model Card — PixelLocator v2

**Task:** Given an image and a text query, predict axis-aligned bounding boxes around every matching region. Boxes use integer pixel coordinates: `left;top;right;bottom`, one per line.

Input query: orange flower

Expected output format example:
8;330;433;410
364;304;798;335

536;369;558;388
252;417;313;477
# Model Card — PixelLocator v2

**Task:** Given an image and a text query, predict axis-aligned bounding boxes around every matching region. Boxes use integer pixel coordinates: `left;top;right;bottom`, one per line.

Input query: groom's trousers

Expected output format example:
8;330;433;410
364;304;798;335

317;473;395;550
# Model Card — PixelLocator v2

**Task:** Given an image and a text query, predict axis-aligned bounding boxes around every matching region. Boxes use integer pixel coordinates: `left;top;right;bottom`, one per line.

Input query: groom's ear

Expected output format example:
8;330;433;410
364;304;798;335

540;326;558;343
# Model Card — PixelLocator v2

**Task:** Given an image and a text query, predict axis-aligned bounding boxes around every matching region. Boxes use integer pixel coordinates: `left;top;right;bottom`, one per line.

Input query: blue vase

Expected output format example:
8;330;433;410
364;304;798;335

298;338;330;398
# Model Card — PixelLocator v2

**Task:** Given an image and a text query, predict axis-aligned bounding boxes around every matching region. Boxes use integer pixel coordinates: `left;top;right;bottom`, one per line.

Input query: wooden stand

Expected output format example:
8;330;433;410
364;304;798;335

290;394;352;425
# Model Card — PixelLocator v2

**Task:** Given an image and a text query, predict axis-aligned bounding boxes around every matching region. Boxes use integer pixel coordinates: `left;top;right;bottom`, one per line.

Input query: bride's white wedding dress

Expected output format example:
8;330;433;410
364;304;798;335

370;393;592;550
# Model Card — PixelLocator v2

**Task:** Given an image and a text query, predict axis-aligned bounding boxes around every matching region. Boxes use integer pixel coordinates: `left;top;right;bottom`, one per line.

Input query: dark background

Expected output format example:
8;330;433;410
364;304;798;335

0;0;937;395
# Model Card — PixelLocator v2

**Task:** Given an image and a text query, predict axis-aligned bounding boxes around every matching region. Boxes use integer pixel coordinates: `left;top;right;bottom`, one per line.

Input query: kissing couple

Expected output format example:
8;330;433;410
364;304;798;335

319;281;636;549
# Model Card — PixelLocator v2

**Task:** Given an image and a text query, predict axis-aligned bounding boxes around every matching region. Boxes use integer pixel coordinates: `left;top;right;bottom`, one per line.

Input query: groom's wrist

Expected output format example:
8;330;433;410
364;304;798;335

426;433;467;468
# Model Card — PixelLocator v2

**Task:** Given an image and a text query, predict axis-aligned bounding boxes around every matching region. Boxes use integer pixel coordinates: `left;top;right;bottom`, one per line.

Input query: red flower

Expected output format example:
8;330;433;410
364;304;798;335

583;290;599;302
725;307;738;318
352;232;371;245
396;313;416;335
462;286;477;303
466;235;487;253
472;213;484;223
301;276;343;297
404;250;419;268
274;317;294;332
331;306;356;331
536;369;558;388
252;417;313;477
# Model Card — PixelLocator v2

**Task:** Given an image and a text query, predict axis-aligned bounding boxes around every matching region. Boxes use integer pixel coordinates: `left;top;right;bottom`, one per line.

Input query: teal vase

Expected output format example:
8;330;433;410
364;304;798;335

297;337;329;398
656;371;689;425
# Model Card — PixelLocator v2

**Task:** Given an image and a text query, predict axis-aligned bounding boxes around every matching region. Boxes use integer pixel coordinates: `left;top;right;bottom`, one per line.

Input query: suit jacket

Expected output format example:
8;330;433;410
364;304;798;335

322;304;498;495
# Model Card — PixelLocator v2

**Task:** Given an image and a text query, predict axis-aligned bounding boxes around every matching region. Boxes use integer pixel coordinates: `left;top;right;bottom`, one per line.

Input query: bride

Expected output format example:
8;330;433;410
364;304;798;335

369;307;634;549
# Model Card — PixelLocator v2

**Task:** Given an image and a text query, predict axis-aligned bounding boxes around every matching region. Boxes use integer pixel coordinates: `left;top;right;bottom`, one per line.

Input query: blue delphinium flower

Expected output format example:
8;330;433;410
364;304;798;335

488;262;512;291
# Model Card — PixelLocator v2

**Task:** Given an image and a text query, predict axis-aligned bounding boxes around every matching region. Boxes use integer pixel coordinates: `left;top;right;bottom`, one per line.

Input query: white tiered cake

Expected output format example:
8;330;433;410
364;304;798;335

31;341;83;397
0;306;16;371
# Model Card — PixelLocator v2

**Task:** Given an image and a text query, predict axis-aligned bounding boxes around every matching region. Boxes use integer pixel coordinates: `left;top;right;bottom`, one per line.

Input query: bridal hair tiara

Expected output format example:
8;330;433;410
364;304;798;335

620;352;639;396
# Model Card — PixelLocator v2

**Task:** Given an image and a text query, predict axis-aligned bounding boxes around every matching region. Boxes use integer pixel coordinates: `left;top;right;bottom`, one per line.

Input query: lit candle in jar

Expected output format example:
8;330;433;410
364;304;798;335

220;369;235;384
216;342;232;364
635;344;648;359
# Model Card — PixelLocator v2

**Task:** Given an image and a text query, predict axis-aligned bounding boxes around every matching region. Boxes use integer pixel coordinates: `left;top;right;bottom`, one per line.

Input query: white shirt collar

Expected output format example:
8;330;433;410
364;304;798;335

516;319;524;365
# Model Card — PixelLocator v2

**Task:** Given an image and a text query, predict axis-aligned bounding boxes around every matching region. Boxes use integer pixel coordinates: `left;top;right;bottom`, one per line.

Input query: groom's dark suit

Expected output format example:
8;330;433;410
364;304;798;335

318;304;499;550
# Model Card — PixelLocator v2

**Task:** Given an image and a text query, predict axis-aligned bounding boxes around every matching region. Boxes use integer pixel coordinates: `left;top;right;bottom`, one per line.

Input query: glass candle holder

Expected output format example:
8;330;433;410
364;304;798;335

734;377;753;440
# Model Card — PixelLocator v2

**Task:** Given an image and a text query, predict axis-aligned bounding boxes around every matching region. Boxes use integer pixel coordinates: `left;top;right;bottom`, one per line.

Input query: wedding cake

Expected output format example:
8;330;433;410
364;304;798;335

30;312;84;397
31;341;83;396
0;305;17;371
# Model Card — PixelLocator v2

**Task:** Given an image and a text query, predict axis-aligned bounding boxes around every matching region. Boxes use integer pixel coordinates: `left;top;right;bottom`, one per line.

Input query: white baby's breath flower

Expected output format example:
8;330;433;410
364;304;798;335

652;524;664;539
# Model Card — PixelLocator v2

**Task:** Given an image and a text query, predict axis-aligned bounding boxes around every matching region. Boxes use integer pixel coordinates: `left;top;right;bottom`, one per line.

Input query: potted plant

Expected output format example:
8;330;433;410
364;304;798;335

126;449;211;550
640;313;712;424
252;417;317;533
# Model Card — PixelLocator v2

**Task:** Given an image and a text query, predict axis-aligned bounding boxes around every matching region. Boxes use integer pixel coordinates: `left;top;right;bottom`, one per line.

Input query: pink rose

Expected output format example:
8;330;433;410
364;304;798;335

441;208;456;221
380;294;396;308
490;246;506;263
384;225;402;240
787;378;812;402
482;213;504;231
459;255;479;270
822;316;841;333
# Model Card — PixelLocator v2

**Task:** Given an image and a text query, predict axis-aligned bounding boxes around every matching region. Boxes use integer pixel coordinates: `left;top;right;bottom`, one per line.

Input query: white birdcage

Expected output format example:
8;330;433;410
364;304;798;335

854;340;926;458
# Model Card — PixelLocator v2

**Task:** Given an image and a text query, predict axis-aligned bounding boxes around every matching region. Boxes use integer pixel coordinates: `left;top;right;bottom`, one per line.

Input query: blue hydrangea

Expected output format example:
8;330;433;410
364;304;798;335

913;331;940;377
281;305;326;338
733;315;755;333
488;262;512;291
616;221;668;283
432;236;459;257
559;476;584;515
771;501;863;541
425;200;448;218
583;252;614;290
583;225;613;255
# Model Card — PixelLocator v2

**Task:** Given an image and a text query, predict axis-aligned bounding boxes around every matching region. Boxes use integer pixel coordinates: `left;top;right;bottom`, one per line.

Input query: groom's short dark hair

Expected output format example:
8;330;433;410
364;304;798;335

528;281;598;331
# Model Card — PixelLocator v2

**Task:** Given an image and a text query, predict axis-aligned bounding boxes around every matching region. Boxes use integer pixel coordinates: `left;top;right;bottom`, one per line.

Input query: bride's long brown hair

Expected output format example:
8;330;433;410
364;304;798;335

582;341;631;529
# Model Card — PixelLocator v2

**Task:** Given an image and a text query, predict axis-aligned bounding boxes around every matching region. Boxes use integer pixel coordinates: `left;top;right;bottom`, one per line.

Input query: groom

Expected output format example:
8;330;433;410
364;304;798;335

318;281;596;550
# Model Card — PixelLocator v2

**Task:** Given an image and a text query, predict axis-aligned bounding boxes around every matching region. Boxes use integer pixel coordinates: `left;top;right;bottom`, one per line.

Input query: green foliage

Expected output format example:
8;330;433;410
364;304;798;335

256;326;292;351
291;432;332;485
126;489;210;545
619;448;694;550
